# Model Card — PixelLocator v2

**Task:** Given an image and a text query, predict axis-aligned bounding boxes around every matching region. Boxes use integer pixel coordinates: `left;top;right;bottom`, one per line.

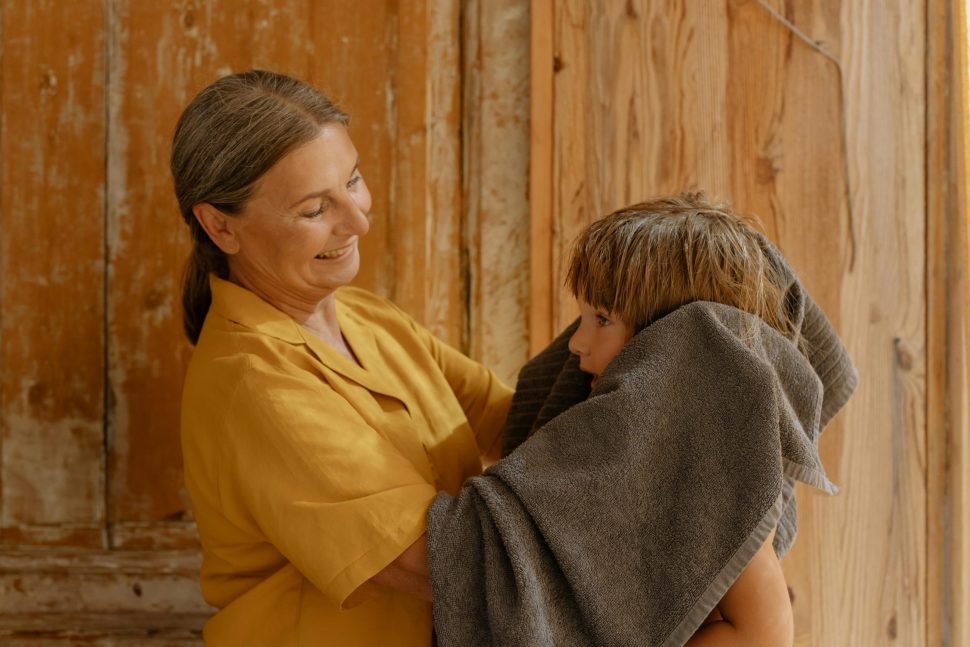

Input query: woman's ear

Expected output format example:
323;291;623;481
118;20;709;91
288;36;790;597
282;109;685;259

192;203;241;254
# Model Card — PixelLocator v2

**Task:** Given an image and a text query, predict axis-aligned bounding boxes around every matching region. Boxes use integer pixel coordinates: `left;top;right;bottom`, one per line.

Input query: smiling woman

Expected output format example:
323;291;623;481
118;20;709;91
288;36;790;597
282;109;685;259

192;124;372;358
172;70;512;646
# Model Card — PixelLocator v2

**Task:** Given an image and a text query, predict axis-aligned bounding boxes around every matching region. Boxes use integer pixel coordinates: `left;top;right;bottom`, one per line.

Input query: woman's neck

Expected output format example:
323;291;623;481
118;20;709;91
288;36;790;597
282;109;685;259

228;269;357;363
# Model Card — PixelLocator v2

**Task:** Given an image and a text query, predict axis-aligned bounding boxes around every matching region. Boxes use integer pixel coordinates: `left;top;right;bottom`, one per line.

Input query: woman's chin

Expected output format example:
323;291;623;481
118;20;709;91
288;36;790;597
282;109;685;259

310;249;360;289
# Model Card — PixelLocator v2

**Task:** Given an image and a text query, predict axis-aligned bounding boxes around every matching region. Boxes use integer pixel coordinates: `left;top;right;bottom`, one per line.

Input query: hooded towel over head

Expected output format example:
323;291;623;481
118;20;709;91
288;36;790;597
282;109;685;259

427;237;858;647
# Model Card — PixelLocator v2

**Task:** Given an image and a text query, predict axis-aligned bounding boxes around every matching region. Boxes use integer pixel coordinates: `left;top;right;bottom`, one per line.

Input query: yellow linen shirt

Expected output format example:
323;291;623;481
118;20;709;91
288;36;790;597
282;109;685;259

180;275;513;646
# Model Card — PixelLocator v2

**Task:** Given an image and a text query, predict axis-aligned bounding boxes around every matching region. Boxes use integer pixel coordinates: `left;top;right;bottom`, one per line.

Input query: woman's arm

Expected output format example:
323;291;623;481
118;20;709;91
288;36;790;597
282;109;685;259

686;535;793;647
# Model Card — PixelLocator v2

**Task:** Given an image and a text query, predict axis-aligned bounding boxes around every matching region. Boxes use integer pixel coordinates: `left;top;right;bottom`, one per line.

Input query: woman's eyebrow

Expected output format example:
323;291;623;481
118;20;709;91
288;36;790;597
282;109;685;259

288;157;360;208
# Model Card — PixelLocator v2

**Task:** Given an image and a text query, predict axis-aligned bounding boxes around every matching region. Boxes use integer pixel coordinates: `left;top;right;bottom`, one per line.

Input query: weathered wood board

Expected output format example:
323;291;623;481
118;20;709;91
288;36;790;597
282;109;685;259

0;0;107;549
463;0;531;382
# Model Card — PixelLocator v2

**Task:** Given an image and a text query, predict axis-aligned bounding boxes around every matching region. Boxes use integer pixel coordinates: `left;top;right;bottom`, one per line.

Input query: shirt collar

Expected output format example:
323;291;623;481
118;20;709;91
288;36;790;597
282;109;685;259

207;273;305;344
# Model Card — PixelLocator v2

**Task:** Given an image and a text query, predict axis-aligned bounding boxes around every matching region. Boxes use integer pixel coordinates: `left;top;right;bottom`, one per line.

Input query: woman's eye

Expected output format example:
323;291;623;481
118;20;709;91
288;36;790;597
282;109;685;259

347;174;363;189
302;204;327;218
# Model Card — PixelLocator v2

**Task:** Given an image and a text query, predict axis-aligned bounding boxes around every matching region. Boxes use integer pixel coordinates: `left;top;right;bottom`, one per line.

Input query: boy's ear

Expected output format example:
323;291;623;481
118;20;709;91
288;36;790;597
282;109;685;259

192;203;241;254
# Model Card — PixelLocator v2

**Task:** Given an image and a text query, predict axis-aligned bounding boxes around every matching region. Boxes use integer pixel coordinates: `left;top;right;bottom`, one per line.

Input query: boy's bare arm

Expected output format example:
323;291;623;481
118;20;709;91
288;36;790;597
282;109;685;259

686;534;794;647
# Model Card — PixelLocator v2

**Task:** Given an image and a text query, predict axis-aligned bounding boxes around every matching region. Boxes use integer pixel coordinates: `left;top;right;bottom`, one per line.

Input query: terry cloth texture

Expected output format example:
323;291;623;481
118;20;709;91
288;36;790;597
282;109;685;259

427;240;858;647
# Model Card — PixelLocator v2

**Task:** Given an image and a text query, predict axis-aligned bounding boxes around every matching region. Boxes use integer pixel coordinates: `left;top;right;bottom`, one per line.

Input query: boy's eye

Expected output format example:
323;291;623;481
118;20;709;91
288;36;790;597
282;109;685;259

595;314;612;326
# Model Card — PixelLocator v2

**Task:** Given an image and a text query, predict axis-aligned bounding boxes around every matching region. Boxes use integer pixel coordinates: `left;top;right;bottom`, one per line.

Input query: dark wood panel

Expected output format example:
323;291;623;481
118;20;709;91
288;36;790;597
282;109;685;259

0;0;107;548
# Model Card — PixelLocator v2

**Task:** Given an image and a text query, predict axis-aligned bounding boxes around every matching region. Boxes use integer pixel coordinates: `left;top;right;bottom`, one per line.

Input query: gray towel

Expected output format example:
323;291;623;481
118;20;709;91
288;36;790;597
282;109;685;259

427;250;857;646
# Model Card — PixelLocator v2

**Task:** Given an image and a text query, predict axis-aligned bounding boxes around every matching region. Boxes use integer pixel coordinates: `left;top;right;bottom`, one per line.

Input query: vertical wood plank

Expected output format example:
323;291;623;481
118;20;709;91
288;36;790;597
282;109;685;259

780;2;927;643
463;0;531;382
927;0;970;644
394;0;464;347
539;1;928;643
926;4;948;645
529;0;554;354
0;0;106;548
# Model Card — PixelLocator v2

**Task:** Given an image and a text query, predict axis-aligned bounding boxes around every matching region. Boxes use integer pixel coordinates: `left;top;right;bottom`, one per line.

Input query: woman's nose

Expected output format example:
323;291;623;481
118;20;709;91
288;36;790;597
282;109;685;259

334;197;371;237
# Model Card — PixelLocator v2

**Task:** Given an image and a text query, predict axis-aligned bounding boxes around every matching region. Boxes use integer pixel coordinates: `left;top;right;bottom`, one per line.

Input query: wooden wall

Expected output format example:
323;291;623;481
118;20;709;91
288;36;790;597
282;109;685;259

2;0;965;643
0;0;529;640
531;0;966;645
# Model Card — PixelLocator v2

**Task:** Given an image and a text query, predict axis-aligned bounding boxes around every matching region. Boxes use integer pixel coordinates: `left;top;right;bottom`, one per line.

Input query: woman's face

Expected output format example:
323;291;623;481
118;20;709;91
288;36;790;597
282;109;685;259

226;124;372;308
567;300;633;387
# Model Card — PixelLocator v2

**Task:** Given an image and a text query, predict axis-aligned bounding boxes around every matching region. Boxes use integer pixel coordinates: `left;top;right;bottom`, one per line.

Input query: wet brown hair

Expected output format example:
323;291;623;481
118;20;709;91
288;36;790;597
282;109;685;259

171;70;349;344
566;192;799;344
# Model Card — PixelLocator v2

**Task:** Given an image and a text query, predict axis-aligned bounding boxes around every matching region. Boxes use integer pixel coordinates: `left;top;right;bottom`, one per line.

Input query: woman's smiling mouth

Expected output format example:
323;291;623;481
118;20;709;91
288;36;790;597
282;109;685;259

315;242;355;260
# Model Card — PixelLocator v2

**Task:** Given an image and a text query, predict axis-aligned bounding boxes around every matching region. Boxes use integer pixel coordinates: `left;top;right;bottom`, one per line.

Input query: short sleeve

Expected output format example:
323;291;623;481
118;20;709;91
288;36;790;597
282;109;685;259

218;358;437;609
422;337;513;456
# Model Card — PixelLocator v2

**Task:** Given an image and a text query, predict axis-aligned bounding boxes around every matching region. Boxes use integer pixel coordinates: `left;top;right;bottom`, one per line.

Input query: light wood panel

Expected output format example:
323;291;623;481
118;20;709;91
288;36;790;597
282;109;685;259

463;0;531;382
0;0;107;549
530;0;555;354
392;0;464;346
534;1;927;644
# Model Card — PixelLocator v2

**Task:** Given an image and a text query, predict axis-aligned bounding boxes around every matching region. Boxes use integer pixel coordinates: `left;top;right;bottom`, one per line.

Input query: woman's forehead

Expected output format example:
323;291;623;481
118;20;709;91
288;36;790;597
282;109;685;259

257;125;358;202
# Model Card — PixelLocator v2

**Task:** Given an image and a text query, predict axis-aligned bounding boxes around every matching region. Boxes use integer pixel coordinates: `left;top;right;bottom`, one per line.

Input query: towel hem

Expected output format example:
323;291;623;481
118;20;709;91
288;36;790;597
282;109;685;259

660;491;785;647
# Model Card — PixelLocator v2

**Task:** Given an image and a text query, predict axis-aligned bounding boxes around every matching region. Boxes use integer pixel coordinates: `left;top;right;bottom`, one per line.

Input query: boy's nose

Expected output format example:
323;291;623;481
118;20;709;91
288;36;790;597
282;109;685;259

567;330;587;356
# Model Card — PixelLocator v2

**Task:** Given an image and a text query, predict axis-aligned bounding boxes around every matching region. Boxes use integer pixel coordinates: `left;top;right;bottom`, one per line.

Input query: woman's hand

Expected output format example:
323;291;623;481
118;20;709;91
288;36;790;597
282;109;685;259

686;535;793;647
368;533;432;602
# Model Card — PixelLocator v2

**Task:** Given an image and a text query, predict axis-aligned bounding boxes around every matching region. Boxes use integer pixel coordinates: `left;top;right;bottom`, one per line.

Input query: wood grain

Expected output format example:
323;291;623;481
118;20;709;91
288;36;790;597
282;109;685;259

463;0;531;382
927;1;970;645
538;1;928;644
530;0;555;354
392;0;464;347
0;0;107;548
0;548;211;637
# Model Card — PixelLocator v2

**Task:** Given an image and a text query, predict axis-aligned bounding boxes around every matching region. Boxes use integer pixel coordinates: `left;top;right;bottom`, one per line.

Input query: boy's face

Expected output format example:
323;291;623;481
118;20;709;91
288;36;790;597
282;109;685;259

567;300;633;387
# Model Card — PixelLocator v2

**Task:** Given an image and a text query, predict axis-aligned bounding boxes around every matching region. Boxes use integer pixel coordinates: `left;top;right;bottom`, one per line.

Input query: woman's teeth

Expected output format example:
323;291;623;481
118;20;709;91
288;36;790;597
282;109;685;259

315;244;352;259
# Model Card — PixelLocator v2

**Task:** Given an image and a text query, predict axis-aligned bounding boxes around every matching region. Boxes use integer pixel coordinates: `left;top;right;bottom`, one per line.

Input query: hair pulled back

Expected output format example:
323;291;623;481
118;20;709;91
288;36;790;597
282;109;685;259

566;192;802;349
171;70;348;344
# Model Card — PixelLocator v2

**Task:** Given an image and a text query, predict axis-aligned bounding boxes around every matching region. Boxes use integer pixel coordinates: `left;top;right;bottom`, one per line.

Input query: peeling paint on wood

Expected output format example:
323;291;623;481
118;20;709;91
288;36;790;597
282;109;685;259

392;0;464;347
0;0;107;546
463;0;531;384
0;549;212;631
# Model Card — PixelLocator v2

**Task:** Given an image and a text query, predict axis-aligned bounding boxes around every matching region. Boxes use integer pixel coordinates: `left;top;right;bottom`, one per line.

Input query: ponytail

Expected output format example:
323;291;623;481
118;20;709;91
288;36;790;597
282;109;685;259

181;220;228;345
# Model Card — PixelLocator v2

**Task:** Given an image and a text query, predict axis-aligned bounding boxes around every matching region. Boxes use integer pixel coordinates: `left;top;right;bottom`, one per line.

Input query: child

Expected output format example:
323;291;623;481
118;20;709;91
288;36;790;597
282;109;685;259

565;192;798;646
429;192;854;647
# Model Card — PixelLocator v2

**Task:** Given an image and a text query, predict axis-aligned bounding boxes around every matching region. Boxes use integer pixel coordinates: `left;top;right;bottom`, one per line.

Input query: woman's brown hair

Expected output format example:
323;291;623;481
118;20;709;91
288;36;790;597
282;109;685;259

566;192;800;346
170;69;349;344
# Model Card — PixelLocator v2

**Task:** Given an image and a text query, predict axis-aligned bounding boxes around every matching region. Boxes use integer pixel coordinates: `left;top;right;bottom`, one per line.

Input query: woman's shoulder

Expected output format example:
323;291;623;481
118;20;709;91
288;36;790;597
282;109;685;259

182;322;333;415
